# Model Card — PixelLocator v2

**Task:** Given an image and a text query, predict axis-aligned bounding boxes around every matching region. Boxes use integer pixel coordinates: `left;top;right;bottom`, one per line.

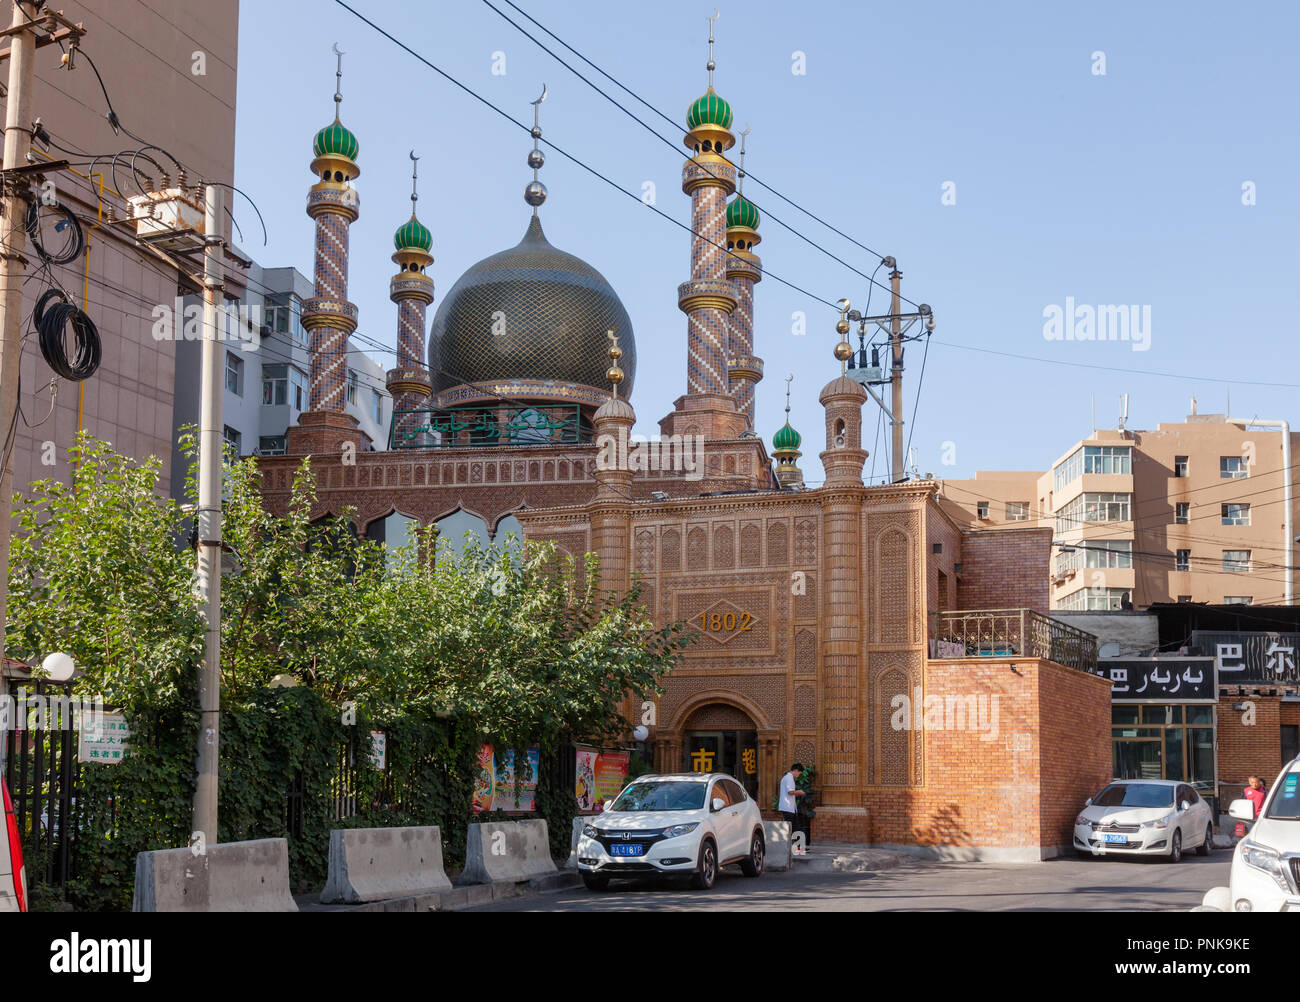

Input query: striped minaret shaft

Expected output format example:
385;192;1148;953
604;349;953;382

304;187;358;413
679;172;735;396
387;249;434;446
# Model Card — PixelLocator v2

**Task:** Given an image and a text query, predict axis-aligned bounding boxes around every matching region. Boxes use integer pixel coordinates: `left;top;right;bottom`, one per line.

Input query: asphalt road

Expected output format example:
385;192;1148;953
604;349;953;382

467;851;1231;912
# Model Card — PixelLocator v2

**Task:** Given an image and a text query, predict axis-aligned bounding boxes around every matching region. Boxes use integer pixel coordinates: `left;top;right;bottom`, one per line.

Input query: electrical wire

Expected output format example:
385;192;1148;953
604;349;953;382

34;288;101;381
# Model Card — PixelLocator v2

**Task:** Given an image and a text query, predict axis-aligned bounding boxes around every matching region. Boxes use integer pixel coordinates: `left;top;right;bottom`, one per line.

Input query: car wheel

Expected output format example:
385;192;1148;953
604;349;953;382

1197;822;1213;857
1167;829;1182;863
740;830;765;877
581;872;609;891
691;839;718;890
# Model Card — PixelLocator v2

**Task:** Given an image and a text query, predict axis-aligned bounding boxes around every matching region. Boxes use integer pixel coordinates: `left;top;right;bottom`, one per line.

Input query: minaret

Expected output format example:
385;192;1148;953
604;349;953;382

661;13;745;442
772;374;804;488
726;126;763;432
291;44;362;454
387;151;435;447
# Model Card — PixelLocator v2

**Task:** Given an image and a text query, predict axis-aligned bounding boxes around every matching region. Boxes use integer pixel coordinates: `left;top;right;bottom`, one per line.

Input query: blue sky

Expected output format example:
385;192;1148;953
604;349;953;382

234;0;1300;483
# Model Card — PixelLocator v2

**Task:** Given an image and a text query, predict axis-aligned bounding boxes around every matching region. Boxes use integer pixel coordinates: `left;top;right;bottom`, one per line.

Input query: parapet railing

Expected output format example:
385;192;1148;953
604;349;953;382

929;608;1098;674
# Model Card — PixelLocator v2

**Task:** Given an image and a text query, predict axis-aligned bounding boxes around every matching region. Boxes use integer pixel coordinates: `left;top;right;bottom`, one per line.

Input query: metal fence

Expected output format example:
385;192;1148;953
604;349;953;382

930;608;1098;674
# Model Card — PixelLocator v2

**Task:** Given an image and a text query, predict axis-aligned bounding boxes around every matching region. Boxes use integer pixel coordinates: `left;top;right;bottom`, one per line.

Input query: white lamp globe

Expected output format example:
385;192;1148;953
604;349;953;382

632;725;649;742
41;651;76;682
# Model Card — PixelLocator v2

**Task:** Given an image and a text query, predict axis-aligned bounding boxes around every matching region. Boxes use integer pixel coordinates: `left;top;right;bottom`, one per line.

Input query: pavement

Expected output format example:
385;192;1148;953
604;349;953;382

463;849;1231;912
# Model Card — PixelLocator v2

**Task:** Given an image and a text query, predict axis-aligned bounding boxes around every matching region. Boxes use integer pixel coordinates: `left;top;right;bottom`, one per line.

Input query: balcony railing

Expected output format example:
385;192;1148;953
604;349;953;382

929;608;1098;674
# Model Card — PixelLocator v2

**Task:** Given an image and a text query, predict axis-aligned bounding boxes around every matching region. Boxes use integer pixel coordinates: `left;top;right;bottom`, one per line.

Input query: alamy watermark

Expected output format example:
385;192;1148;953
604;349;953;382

595;429;706;481
150;298;260;346
1043;297;1150;352
890;687;1001;741
0;688;105;732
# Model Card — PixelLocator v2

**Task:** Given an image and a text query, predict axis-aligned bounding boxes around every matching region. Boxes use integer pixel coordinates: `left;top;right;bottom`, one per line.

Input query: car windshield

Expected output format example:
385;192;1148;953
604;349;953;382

608;780;706;812
1265;770;1300;820
1093;783;1174;808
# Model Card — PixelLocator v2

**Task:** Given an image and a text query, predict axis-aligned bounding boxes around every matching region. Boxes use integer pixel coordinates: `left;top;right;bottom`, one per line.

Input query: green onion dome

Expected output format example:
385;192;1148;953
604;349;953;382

313;119;359;161
394;216;433;253
773;421;801;453
686;89;733;131
727;195;760;230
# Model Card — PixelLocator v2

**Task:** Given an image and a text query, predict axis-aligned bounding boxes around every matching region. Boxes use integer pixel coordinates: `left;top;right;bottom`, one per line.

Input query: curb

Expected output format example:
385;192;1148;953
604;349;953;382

295;869;581;913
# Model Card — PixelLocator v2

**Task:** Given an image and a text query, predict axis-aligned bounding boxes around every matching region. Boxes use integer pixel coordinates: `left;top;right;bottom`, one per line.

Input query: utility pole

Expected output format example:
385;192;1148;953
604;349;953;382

0;1;84;671
0;2;39;666
888;265;904;484
192;184;225;847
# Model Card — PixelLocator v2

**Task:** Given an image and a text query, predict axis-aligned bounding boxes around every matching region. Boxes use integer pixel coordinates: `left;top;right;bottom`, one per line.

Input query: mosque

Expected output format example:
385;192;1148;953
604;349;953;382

256;32;1113;856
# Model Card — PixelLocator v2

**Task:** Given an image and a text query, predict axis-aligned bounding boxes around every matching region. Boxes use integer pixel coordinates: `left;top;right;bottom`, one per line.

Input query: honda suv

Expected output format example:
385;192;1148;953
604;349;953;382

1201;755;1300;912
576;773;765;891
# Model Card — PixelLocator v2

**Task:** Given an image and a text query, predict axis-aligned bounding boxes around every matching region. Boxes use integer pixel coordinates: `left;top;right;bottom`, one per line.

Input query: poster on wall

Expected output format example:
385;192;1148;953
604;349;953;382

575;748;598;811
593;750;629;806
471;743;495;813
493;747;539;812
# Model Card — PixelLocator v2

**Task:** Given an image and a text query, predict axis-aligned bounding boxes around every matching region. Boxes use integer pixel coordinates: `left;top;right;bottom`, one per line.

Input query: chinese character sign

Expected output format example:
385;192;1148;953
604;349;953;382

78;713;131;764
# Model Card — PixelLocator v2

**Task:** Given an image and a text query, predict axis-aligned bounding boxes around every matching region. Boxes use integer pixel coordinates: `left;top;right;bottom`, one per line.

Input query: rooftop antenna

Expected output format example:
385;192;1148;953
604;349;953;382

1118;393;1128;432
523;84;549;215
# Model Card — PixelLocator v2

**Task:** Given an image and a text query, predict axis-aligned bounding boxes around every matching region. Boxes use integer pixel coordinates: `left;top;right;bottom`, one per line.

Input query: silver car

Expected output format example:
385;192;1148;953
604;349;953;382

1073;779;1214;862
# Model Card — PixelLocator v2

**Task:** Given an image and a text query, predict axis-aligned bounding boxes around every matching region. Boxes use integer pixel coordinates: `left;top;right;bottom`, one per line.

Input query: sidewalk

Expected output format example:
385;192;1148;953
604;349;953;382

792;842;911;873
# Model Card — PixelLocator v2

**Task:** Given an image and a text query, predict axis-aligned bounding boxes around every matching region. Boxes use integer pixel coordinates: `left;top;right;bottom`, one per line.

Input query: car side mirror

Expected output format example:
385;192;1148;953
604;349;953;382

1084;798;1092;807
1228;798;1256;822
1180;800;1190;812
711;797;725;813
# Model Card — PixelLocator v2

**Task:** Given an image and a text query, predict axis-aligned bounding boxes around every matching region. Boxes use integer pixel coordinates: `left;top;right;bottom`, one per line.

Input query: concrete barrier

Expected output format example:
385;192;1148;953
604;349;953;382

320;826;452;904
459;820;557;885
763;820;793;871
566;817;587;869
133;837;297;912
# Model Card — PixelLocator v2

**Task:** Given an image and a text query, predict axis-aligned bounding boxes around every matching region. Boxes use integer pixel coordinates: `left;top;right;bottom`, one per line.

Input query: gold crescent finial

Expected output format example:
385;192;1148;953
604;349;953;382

409;150;420;208
332;43;345;111
706;10;720;88
532;83;548;106
784;373;793;417
605;327;623;399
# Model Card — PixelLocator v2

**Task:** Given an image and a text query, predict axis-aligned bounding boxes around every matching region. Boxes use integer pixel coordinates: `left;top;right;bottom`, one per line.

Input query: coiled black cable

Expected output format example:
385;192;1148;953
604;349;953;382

25;197;85;265
34;288;100;381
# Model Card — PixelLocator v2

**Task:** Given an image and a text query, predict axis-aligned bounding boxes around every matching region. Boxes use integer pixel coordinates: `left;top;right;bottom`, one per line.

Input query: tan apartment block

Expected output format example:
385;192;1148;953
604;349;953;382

939;408;1298;610
1;1;238;497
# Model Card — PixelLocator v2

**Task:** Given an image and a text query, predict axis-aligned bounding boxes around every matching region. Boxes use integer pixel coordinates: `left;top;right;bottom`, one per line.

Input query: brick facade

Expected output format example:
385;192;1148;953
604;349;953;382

955;527;1052;613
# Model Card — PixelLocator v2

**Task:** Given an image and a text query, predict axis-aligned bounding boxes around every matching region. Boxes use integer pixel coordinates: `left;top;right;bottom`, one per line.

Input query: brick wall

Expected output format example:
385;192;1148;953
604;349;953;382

956;527;1052;613
848;657;1111;855
1218;695;1282;788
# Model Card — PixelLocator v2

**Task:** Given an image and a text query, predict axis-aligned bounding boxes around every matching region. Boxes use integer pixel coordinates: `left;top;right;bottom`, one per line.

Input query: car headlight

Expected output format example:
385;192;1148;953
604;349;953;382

582;824;600;838
662;822;700;839
1240;839;1291;891
1075;815;1091;827
1142;813;1174;829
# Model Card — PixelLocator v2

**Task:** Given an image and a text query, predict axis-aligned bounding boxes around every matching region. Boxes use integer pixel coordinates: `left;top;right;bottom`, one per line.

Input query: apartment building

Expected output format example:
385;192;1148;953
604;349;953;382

939;406;1296;610
170;260;391;500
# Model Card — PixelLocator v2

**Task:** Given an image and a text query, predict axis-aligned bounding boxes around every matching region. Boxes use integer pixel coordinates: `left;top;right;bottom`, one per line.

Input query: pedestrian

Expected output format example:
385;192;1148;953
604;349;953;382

1244;775;1267;818
779;762;806;854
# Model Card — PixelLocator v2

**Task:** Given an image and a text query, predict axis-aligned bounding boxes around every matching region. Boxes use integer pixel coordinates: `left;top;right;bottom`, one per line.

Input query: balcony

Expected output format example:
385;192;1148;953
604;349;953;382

929;608;1098;674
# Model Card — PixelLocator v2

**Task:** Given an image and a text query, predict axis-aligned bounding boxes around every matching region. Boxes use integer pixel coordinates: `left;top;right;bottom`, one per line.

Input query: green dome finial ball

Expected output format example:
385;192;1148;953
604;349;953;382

313;120;359;161
773;422;801;452
394;217;433;252
727;196;760;230
686;90;733;131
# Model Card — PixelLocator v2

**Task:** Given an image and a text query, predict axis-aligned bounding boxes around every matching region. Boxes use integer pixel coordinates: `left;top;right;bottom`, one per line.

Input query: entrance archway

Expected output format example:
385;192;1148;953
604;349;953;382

681;703;760;799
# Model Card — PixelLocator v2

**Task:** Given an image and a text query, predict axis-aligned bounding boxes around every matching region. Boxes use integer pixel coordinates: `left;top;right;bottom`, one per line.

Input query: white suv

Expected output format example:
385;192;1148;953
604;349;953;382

576;773;765;891
1202;756;1300;912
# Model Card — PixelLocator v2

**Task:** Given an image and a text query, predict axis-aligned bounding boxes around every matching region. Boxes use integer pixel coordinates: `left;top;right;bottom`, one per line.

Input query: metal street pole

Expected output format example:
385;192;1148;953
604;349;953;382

192;184;224;846
889;266;904;483
0;2;38;666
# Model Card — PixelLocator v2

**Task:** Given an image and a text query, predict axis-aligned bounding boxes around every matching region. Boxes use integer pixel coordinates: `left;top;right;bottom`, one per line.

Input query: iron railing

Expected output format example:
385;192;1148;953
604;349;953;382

929;608;1098;674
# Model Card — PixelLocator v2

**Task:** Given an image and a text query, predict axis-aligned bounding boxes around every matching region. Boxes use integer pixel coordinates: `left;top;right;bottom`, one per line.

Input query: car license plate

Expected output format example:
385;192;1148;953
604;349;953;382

1103;833;1127;845
609;843;643;857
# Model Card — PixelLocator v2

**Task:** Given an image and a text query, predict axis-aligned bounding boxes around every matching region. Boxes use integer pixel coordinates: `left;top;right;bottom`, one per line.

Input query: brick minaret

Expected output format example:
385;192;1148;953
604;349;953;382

661;16;745;442
817;308;870;833
289;47;362;455
725;129;763;431
387;152;435;448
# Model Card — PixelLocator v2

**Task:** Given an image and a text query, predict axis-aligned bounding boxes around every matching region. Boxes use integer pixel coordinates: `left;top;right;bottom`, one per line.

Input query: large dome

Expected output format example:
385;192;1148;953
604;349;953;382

429;216;635;400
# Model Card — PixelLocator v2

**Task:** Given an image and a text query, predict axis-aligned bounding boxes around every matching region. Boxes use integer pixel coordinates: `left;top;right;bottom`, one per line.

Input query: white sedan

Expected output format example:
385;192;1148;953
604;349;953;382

1073;779;1214;862
575;773;765;891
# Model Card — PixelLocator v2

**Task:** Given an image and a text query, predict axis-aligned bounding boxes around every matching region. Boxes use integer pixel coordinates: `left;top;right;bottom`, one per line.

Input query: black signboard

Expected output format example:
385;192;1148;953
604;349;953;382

1190;631;1300;684
1101;657;1217;702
